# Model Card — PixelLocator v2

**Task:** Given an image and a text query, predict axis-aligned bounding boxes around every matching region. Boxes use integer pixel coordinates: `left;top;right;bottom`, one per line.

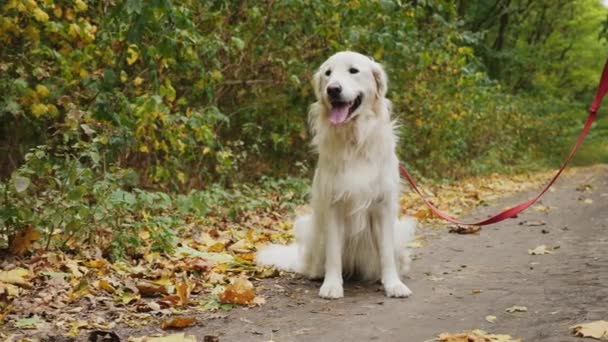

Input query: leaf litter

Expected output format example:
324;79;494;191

0;168;572;339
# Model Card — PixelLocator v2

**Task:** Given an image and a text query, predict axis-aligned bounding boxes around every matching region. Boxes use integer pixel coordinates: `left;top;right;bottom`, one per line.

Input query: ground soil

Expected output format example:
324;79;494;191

129;165;608;342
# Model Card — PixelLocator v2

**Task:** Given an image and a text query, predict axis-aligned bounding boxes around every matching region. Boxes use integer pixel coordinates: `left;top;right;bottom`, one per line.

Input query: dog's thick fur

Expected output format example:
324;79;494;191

257;51;416;299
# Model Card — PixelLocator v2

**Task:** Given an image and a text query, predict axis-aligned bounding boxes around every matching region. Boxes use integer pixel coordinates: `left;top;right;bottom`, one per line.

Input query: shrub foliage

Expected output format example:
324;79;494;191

1;0;606;254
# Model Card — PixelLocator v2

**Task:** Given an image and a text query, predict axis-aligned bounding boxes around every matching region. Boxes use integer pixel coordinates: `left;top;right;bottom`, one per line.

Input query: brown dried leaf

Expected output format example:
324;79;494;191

219;277;256;305
176;258;213;273
136;280;168;297
9;226;41;255
160;316;196;330
175;275;191;306
448;225;481;234
518;220;546;226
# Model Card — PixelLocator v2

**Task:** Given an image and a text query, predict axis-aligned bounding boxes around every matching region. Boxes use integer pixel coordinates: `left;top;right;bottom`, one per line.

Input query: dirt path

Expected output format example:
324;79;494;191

150;166;608;341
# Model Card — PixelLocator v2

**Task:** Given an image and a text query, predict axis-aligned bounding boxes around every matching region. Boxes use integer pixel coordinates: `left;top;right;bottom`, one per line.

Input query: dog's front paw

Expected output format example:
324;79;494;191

319;281;344;299
384;281;412;298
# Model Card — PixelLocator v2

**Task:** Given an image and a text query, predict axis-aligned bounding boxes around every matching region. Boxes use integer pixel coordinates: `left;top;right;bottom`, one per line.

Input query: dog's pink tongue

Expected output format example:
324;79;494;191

329;105;349;125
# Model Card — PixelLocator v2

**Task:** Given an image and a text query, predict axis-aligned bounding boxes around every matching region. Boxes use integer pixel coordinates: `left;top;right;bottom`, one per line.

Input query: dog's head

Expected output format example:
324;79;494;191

312;51;387;126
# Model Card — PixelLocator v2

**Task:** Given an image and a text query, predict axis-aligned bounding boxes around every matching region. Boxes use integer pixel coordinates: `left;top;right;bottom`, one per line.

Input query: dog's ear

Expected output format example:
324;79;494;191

371;61;388;99
312;68;323;101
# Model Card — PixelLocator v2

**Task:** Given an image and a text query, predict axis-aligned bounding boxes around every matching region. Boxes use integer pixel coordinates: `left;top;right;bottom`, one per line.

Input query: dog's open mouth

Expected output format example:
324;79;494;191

329;94;362;125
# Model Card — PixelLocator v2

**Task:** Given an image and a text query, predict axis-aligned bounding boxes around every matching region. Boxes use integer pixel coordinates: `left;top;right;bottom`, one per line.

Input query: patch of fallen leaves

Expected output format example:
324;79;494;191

438;329;522;342
400;169;567;225
0;208;287;339
571;321;608;340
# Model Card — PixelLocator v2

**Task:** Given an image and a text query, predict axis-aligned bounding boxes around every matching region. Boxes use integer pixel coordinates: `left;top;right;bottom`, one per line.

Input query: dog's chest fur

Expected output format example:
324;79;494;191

311;112;400;215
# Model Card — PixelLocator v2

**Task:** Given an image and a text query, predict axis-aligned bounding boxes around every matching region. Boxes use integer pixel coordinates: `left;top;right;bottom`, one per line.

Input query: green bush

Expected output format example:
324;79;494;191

1;0;605;254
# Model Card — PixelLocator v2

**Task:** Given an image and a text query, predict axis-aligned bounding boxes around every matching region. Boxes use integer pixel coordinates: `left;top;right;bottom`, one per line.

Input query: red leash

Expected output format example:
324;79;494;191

399;58;608;226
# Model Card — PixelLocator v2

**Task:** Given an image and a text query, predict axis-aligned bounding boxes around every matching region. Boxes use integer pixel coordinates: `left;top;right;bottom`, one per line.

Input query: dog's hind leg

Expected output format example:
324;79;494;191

296;214;325;279
394;217;416;276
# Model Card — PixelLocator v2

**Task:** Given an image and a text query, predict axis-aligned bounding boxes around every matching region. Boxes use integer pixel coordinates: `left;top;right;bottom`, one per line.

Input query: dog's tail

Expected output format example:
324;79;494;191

396;216;416;245
256;215;312;272
256;243;300;272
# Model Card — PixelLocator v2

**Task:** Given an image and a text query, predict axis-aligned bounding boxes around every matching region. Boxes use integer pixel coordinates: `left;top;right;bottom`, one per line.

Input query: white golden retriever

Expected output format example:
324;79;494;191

257;51;416;299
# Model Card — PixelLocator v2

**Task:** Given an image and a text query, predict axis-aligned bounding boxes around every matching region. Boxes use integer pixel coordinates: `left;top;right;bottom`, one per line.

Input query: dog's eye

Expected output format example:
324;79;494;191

349;67;359;74
325;69;331;76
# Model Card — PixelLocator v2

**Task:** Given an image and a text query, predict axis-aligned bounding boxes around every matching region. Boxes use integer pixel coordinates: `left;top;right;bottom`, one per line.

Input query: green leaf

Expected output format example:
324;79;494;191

174;245;234;263
230;37;245;51
14;315;43;329
13;176;31;193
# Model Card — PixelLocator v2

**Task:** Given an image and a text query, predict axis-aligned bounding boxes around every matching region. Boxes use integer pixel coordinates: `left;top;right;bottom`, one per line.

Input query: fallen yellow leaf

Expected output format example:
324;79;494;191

528;245;552;255
175;275;191;306
0;268;31;288
571;320;608;340
505;305;527;313
439;329;521;342
127;45;139;65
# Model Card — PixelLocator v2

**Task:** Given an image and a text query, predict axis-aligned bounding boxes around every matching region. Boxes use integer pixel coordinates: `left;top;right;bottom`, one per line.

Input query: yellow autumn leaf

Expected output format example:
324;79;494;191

53;5;63;18
68;23;81;38
74;0;88;12
210;70;223;81
127;45;139;65
31;103;48;117
35;84;50;98
0;268;32;288
133;76;144;87
24;0;37;10
176;274;191;306
65;8;75;21
67;320;88;337
32;8;49;22
571;320;608;340
98;279;117;293
177;171;186;184
47;104;59;116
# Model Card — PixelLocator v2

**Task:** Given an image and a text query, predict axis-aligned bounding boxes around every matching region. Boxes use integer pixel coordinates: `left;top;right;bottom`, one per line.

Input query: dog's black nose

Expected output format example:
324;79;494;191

327;84;342;98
